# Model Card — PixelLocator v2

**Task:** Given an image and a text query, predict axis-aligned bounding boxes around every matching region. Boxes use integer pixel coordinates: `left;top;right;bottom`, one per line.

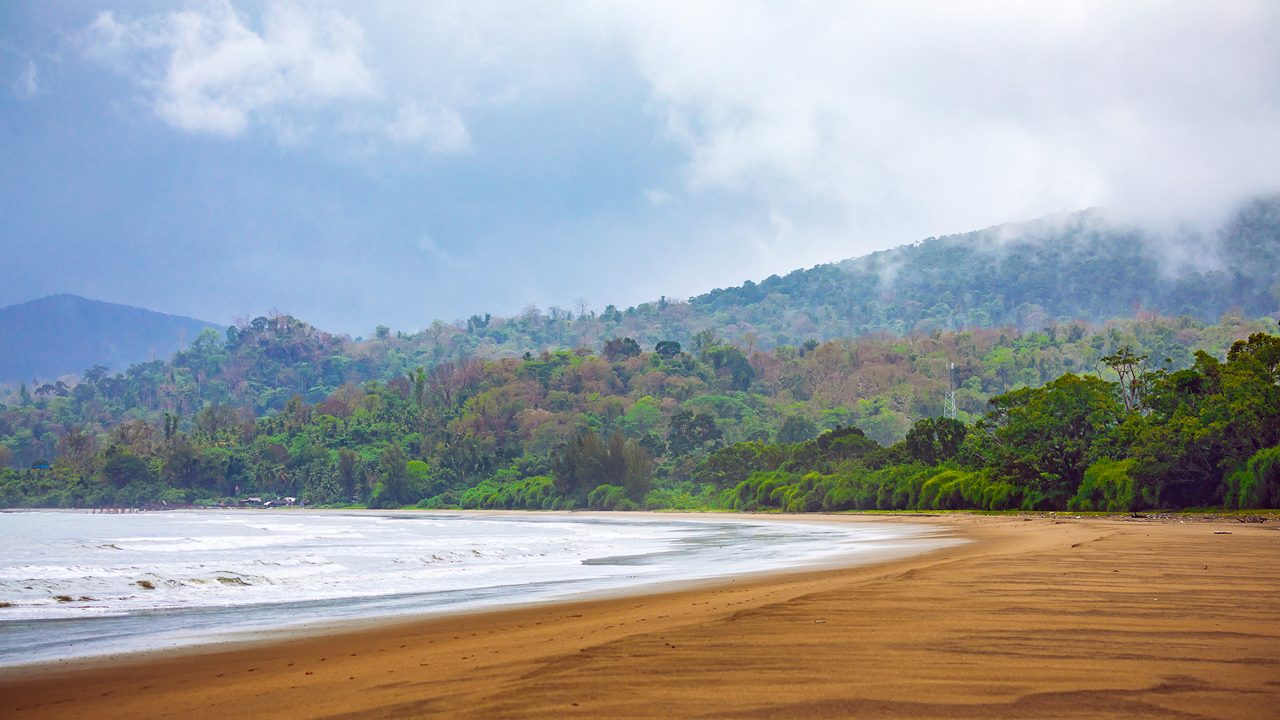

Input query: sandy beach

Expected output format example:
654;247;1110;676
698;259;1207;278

2;513;1277;719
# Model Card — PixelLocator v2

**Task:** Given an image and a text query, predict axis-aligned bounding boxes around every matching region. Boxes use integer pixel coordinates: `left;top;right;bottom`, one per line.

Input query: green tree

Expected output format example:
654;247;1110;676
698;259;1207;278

777;415;818;444
667;410;722;455
977;374;1122;508
654;341;682;359
903;417;967;465
552;429;608;504
100;446;153;488
336;448;359;500
369;443;408;508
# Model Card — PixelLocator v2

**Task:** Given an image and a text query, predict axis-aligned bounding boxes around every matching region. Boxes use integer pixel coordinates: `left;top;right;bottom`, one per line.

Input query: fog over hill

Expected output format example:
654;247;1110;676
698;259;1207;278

682;195;1280;347
392;195;1280;358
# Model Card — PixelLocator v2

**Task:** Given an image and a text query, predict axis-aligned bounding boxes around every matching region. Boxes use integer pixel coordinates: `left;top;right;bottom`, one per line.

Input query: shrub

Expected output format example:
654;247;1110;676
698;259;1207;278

586;484;638;510
1068;458;1137;512
1222;446;1280;509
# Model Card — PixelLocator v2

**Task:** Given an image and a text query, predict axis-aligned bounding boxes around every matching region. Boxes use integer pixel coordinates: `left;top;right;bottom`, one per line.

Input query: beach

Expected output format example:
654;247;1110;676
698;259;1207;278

2;513;1277;719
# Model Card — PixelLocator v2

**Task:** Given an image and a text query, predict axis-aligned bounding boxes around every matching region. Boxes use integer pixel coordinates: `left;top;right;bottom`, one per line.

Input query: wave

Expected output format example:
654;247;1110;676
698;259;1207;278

0;511;953;666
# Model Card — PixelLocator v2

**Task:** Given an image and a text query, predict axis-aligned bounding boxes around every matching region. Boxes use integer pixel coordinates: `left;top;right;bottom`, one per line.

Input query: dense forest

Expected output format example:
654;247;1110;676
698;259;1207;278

1;309;1277;512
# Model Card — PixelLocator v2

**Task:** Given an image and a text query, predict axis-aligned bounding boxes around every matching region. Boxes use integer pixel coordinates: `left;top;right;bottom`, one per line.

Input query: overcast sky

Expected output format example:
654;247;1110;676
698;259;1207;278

2;1;1278;334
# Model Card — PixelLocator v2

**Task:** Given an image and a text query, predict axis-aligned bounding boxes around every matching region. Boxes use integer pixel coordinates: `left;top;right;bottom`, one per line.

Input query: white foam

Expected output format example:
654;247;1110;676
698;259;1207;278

0;511;953;666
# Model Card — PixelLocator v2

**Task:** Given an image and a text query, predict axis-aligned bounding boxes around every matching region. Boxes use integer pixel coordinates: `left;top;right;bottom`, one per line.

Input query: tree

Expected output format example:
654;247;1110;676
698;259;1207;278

704;345;755;390
691;330;718;356
978;374;1122;508
654;341;682;360
777;415;818;444
903;417;967;465
1126;335;1280;507
336;448;359;500
552;429;652;505
695;441;787;489
194;404;239;440
603;337;642;361
55;427;95;473
378;443;408;504
162;438;200;489
101;446;153;488
1100;345;1149;413
667;410;723;455
552;429;608;504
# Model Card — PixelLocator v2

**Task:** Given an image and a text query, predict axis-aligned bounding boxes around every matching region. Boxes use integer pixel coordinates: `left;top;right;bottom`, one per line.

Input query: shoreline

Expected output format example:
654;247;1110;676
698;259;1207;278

0;511;959;673
2;513;1278;718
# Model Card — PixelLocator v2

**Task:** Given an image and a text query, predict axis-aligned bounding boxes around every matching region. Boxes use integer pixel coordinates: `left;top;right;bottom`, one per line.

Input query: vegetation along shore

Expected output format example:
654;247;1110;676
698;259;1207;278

2;313;1278;514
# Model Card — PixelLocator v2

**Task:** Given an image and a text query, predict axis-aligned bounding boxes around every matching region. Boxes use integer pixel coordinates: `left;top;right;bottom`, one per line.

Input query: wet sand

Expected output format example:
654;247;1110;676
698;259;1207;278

2;513;1277;719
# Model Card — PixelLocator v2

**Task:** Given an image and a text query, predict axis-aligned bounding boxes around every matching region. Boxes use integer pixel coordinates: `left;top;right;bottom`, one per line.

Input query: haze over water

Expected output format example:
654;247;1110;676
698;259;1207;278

0;511;950;667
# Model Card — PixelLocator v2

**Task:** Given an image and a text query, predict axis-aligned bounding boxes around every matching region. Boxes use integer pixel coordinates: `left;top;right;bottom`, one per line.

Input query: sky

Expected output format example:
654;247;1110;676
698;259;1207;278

2;1;1278;335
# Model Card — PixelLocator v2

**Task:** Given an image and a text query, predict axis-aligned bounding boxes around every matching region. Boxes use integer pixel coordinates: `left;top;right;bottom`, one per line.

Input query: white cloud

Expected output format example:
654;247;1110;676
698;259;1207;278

14;61;38;99
387;102;470;153
84;2;377;137
415;233;459;266
644;188;674;206
74;1;1280;278
599;0;1280;250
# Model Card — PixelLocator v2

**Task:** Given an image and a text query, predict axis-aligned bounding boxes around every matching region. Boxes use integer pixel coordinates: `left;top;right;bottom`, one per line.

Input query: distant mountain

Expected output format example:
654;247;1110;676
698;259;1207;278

0;294;222;384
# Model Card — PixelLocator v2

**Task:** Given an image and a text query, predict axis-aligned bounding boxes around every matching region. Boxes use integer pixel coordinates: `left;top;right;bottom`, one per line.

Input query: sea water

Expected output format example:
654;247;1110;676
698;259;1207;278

0;510;950;666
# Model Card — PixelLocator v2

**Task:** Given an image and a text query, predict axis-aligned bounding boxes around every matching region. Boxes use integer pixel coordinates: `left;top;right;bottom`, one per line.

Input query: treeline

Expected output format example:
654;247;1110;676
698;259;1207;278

0;315;1277;512
707;330;1279;513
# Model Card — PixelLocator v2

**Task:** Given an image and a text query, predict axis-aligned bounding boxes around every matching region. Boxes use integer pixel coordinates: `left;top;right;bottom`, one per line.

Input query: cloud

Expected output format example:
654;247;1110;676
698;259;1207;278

387;102;470;153
644;188;675;206
599;1;1280;250
84;1;377;137
415;233;454;263
14;61;38;99
47;1;1280;331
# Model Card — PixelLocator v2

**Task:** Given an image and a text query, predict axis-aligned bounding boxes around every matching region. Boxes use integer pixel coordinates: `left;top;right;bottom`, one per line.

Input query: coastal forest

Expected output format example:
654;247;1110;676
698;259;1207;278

2;197;1278;513
1;310;1277;513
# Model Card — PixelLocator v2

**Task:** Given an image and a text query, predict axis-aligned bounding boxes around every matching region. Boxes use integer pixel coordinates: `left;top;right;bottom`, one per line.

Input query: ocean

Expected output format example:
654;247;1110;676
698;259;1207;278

0;510;951;666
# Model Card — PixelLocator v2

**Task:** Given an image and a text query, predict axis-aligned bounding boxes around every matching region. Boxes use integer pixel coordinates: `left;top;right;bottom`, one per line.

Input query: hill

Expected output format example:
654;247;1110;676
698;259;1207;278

690;197;1280;344
0;294;222;384
412;196;1279;357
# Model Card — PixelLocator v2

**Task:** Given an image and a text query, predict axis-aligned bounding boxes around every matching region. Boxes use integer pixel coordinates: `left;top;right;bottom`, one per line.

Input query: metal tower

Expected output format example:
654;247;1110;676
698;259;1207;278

943;362;958;420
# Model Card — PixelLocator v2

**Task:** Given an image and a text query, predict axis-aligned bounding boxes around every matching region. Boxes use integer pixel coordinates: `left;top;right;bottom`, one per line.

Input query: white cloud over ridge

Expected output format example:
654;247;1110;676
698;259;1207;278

607;1;1280;244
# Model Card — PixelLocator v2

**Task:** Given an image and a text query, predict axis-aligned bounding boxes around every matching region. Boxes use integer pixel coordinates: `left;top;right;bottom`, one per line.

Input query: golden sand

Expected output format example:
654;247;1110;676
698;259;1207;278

2;514;1277;719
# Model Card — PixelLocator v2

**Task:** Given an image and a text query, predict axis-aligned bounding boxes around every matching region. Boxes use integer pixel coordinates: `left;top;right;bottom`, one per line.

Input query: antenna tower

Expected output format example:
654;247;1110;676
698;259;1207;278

943;362;958;420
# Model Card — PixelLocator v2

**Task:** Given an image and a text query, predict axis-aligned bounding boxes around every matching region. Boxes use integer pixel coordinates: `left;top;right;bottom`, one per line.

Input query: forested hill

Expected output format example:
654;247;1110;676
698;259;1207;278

386;196;1279;359
687;195;1280;346
0;294;222;383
